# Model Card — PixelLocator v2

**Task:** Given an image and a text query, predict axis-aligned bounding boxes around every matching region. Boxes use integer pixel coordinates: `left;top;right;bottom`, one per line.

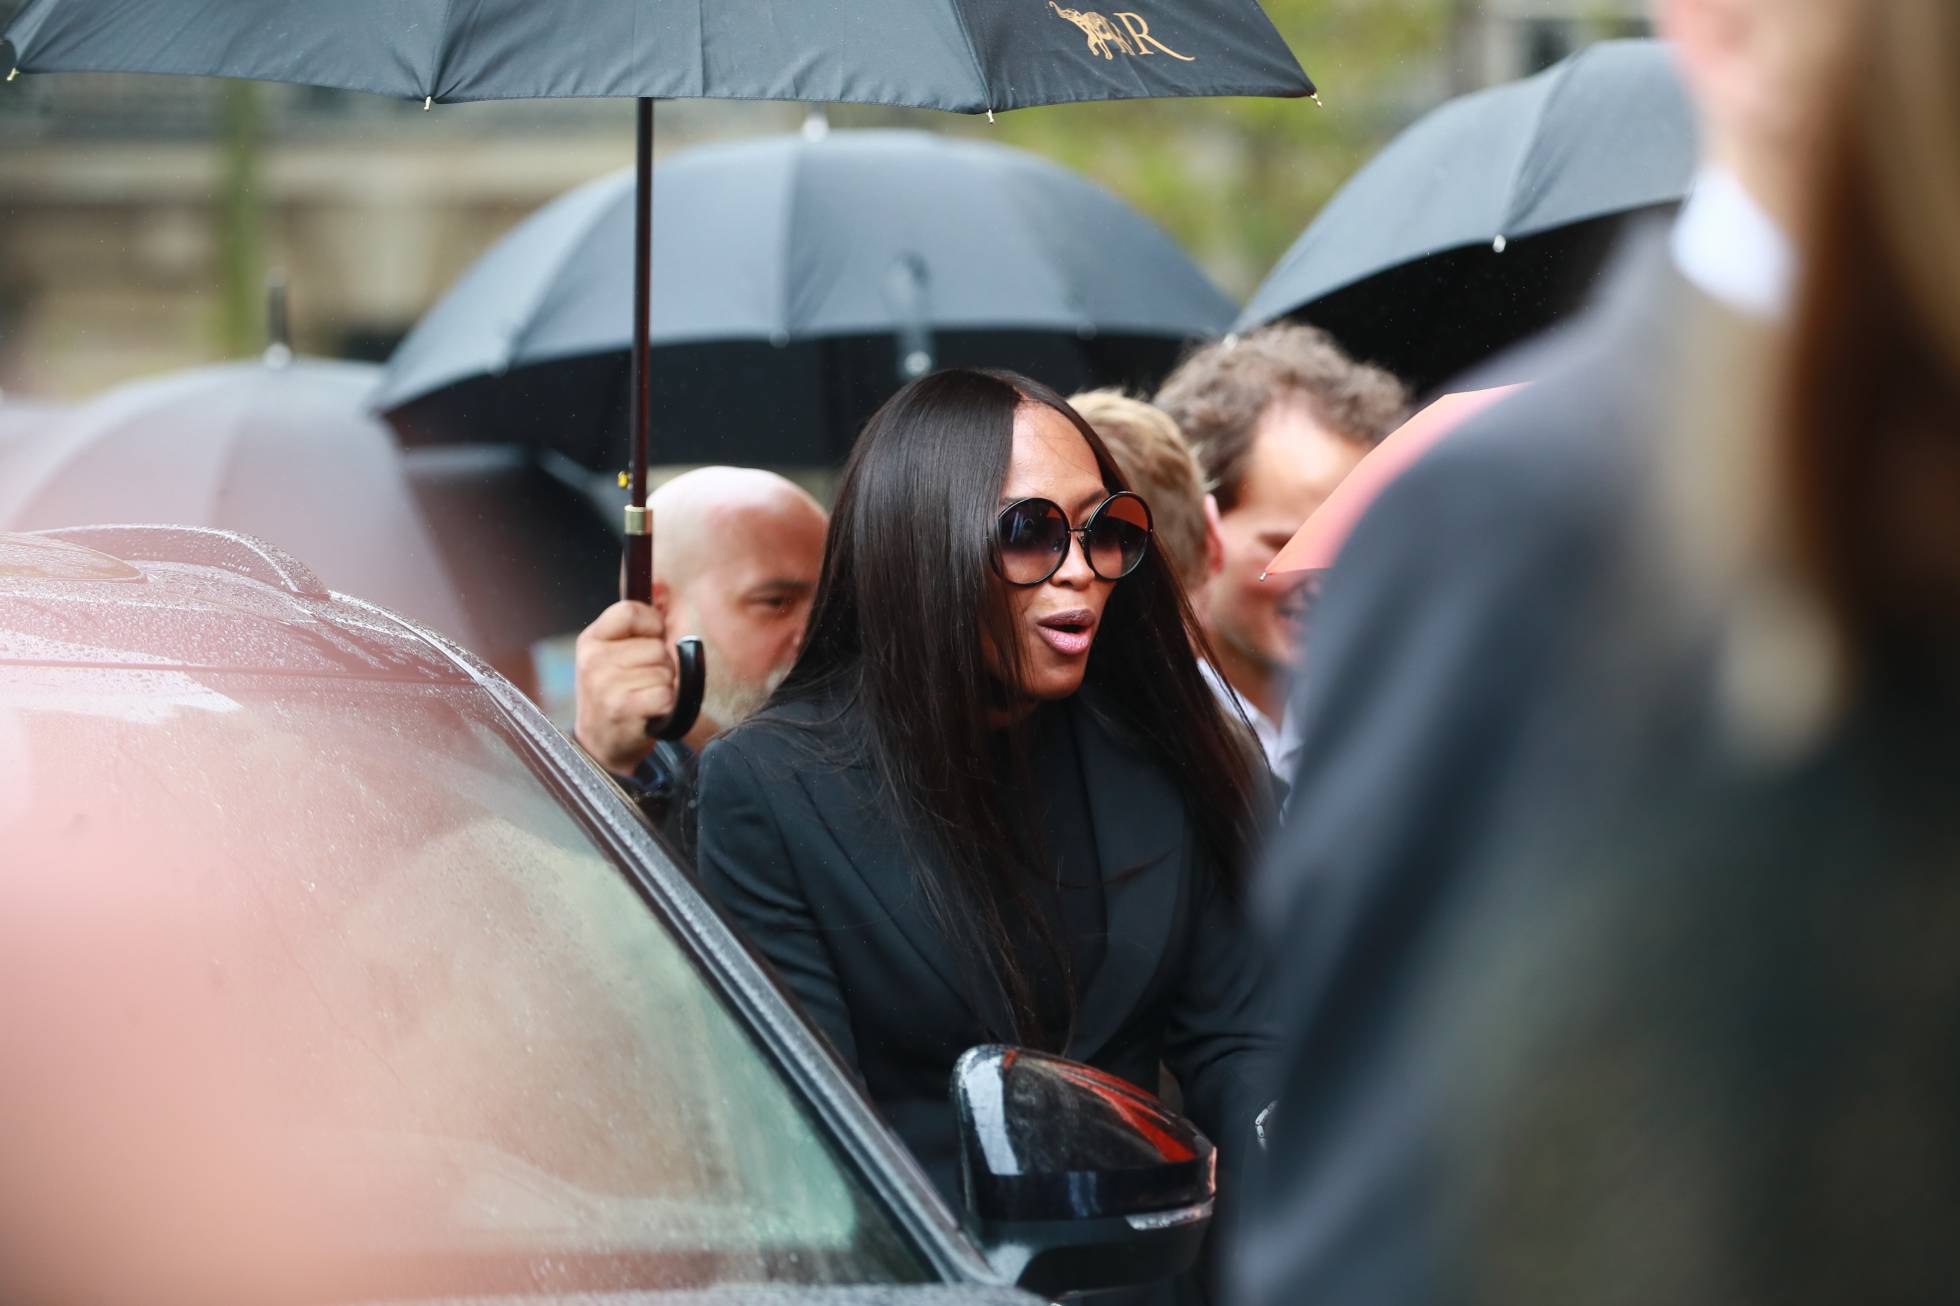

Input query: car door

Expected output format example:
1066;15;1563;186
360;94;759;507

0;662;1009;1302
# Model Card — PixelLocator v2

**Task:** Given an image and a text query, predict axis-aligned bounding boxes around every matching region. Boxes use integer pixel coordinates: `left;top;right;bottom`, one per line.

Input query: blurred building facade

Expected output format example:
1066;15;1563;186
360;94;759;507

1460;0;1651;88
0;59;797;398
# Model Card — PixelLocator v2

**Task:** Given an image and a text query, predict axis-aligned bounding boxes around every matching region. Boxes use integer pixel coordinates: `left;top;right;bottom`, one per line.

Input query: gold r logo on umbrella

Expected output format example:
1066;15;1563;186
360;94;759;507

1048;2;1196;62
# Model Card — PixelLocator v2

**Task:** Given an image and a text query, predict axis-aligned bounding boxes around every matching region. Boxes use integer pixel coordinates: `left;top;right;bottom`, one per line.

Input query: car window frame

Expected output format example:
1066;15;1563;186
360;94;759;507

337;596;1000;1290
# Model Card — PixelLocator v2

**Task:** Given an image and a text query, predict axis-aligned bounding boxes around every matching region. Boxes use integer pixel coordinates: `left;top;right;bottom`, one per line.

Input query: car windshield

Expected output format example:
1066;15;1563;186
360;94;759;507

0;667;927;1303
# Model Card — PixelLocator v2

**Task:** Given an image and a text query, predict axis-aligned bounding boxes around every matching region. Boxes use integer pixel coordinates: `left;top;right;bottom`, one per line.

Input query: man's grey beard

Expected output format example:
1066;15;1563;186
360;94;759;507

698;654;789;733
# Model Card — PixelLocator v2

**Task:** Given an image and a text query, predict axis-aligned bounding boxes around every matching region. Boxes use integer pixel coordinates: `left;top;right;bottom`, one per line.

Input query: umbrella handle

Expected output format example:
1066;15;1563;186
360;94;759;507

624;507;703;740
624;508;653;604
648;636;706;742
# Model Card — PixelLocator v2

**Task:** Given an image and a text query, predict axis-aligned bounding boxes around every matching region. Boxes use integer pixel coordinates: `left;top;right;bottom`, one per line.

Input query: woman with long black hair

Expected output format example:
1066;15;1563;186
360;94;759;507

694;368;1273;1212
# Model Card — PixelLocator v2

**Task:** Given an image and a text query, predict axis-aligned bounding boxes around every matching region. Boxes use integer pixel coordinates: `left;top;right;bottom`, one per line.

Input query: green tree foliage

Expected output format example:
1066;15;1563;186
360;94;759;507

217;80;267;356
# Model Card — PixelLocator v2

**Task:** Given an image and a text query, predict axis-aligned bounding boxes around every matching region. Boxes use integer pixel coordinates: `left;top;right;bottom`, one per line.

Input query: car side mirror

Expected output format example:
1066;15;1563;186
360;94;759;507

952;1045;1214;1297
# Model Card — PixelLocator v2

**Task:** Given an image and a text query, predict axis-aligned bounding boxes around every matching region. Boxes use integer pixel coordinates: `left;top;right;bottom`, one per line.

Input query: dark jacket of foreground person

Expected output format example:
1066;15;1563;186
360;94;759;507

1235;226;1731;1306
1244;0;1960;1296
696;686;1277;1208
1441;679;1960;1306
1435;4;1960;1296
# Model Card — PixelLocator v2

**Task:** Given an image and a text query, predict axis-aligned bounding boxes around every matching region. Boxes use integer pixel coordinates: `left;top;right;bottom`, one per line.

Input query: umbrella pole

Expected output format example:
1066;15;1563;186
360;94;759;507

624;95;654;603
624;95;706;742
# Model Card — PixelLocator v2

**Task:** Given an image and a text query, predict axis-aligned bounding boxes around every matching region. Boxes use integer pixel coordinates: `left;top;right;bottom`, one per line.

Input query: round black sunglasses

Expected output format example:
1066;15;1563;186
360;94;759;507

991;491;1154;587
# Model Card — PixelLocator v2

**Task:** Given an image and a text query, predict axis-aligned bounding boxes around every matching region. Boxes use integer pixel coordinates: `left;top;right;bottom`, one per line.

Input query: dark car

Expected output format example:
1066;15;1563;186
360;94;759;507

0;525;1214;1306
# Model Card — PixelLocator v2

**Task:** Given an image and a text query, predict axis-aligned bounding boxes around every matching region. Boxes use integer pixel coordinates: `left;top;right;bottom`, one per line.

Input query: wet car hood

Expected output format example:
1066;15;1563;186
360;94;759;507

0;533;458;679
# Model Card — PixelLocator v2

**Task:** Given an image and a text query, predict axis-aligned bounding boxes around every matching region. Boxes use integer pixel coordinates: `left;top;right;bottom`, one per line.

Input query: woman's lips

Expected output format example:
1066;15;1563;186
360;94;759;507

1035;609;1097;657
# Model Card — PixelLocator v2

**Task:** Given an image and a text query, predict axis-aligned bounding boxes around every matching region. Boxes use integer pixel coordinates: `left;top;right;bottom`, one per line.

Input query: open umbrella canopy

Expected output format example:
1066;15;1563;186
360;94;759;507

374;127;1238;469
1239;39;1694;393
5;0;1312;110
0;398;64;499
0;400;64;504
0;357;482;650
400;445;621;664
0;397;62;444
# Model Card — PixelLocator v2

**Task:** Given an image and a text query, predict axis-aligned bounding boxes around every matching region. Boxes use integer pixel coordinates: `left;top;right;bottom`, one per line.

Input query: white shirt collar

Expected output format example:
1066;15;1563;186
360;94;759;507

1199;659;1295;776
1669;165;1796;321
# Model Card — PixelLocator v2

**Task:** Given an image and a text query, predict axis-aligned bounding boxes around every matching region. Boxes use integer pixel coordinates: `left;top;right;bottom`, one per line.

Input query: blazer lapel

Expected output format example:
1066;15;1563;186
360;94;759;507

792;760;1020;1041
1065;696;1183;1063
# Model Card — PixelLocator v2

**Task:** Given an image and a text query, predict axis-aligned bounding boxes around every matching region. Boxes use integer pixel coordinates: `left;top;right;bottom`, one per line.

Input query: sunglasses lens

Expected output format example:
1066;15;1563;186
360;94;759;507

1089;494;1152;580
996;500;1069;584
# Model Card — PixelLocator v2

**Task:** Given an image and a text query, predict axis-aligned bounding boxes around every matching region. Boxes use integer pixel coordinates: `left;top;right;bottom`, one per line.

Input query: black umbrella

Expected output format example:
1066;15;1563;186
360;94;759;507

4;0;1312;112
6;0;1313;734
400;445;621;665
1238;38;1694;393
0;356;481;648
0;396;61;442
374;127;1238;470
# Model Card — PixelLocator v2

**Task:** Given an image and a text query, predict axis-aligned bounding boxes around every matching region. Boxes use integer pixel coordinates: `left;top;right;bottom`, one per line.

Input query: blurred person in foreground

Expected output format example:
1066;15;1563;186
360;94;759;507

1440;2;1960;1299
1236;2;1860;1304
1154;325;1409;776
693;371;1274;1261
573;465;827;854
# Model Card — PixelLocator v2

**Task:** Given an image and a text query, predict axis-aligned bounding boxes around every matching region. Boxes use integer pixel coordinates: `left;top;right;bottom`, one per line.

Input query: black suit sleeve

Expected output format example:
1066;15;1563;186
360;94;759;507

694;736;862;1073
1162;849;1279;1175
1237;406;1621;1306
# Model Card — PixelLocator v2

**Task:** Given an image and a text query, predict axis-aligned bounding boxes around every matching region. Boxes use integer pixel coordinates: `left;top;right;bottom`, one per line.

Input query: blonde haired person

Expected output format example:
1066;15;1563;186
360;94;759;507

1069;387;1298;786
1066;389;1220;597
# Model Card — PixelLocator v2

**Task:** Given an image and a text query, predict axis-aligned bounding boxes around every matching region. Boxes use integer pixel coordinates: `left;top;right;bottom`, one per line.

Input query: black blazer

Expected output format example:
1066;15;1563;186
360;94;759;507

694;689;1277;1207
1237;229;1734;1306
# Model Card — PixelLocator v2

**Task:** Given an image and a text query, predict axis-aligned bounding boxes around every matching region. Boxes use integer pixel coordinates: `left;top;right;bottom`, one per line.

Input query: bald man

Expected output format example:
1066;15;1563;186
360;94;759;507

574;466;828;852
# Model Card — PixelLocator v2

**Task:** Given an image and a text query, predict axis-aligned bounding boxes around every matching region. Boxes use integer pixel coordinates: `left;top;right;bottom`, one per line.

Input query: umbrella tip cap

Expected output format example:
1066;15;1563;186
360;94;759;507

423;95;432;111
6;67;18;83
1309;91;1322;107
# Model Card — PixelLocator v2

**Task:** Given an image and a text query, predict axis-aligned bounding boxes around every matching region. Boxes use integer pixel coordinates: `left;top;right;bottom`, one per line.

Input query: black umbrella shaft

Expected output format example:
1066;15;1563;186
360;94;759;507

625;96;654;605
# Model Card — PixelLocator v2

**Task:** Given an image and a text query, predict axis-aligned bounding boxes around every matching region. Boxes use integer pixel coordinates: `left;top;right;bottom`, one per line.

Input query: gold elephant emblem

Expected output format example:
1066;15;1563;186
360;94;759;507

1049;2;1138;59
1047;3;1197;62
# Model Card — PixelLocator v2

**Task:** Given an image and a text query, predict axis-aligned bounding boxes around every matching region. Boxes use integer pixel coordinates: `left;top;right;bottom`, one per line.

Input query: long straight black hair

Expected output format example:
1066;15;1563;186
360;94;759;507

766;368;1262;1045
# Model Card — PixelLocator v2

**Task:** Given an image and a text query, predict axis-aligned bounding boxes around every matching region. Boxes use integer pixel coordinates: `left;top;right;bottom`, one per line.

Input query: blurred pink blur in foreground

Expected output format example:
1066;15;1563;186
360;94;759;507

1263;384;1527;579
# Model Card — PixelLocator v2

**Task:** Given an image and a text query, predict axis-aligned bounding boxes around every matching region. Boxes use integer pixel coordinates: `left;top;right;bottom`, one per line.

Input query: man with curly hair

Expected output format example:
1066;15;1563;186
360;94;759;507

1156;323;1410;774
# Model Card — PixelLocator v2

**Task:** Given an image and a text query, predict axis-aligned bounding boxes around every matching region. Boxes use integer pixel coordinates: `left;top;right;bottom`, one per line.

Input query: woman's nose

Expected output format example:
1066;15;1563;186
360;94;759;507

1051;529;1096;588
